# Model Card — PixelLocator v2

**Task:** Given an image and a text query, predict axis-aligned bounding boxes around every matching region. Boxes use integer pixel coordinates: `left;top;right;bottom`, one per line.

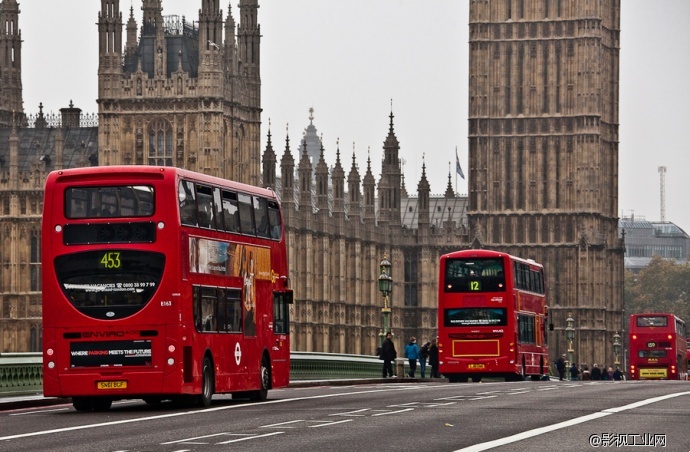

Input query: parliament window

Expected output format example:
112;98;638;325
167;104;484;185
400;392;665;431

148;119;174;166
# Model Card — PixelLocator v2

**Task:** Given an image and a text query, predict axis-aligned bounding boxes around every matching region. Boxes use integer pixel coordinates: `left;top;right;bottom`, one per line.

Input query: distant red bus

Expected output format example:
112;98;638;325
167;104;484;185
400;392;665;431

42;166;292;411
687;338;690;377
437;249;549;382
628;313;687;380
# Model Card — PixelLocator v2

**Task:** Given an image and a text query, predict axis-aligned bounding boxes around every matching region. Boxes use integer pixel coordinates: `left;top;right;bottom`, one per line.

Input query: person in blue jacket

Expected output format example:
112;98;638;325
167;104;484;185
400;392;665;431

404;337;420;378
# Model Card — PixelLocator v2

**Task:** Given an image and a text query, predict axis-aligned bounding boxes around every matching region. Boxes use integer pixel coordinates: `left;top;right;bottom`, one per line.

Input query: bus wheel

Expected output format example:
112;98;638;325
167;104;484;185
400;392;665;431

249;358;270;402
199;357;214;408
72;397;112;412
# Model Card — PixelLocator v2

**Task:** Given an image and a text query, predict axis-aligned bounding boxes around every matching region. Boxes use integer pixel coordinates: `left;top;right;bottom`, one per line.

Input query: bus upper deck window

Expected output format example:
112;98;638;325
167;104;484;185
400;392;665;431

179;181;197;226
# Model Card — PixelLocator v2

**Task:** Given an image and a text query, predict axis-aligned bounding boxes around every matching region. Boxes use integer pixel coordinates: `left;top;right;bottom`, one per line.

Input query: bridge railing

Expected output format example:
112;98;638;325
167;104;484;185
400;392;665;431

0;353;43;396
0;352;403;396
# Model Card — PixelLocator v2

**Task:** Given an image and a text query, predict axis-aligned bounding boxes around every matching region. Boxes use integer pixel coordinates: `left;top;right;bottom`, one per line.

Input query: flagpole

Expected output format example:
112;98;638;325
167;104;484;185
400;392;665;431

455;146;458;194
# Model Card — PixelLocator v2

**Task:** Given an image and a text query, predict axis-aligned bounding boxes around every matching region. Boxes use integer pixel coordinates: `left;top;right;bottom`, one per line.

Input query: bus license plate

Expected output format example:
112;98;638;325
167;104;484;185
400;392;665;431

639;369;667;378
97;381;127;390
468;364;485;369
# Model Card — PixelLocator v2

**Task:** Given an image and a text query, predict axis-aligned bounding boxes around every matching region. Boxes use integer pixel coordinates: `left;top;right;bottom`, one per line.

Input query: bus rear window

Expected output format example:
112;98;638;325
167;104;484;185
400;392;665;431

636;316;668;328
66;186;154;218
444;258;505;293
54;250;165;320
444;308;507;327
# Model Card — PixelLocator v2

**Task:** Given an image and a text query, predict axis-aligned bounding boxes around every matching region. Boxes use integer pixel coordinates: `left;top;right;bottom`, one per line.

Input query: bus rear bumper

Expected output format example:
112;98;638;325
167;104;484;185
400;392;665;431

43;369;188;398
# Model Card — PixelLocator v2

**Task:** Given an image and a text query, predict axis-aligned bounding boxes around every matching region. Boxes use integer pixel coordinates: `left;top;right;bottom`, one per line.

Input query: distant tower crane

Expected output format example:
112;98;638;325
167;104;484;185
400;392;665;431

658;166;666;222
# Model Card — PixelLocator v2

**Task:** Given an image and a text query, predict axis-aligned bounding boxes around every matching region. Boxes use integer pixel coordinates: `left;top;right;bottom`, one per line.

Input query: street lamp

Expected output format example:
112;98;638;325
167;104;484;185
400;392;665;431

378;256;392;345
565;313;575;369
613;331;621;365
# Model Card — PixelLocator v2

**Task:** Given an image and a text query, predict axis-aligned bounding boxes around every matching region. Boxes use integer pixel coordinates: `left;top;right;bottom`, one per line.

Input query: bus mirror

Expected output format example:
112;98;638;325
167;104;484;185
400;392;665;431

549;323;554;331
284;290;294;305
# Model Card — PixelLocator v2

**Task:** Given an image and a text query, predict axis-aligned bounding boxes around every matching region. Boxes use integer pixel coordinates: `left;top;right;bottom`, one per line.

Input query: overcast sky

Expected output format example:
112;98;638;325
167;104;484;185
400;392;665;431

18;1;690;232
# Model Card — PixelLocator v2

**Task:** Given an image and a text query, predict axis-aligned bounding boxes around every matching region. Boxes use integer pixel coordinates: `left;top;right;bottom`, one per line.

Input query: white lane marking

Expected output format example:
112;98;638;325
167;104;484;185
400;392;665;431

161;432;249;444
259;419;304;428
371;408;414;416
329;408;371;417
307;419;353;428
10;407;72;415
454;391;690;452
216;432;284;444
0;385;445;442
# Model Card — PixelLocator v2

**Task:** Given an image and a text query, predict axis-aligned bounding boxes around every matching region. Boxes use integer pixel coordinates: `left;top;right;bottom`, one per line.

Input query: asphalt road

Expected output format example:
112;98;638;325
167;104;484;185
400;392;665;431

1;379;688;451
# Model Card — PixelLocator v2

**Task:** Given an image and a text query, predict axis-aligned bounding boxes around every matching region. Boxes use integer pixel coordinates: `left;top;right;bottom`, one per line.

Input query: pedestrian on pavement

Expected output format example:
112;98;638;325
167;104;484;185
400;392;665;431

569;362;580;381
419;341;430;378
555;354;566;380
404;337;420;378
613;366;623;381
380;331;397;378
591;363;602;380
428;338;440;378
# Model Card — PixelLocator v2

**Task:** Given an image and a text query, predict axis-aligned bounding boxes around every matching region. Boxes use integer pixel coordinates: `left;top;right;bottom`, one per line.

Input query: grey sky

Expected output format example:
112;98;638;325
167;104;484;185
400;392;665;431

19;1;690;232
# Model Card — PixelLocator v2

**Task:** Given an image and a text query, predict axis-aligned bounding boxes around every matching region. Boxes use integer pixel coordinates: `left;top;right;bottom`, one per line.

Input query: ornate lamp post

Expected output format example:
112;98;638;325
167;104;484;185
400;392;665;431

378;256;393;345
565;313;575;368
613;331;621;366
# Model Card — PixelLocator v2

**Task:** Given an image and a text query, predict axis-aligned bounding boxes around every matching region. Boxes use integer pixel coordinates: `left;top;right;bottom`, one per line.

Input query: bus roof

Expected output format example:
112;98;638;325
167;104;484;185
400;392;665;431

46;165;277;200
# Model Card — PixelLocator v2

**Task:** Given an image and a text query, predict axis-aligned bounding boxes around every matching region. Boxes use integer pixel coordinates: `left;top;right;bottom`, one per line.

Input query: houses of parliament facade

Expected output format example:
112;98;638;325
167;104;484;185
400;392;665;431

0;0;624;368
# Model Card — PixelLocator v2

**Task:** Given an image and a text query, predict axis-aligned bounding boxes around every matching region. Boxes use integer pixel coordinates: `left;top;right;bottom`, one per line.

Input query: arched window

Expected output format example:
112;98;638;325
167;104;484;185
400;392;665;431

148;119;173;166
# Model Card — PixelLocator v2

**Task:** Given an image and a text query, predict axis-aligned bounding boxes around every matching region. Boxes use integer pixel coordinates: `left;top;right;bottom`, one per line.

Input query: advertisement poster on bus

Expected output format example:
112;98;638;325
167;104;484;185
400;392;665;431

189;237;272;336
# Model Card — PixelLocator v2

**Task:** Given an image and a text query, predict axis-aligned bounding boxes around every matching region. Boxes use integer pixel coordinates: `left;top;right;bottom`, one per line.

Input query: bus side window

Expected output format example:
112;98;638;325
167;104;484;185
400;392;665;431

196;185;214;229
225;289;242;332
221;190;240;233
237;193;255;235
212;188;223;231
179;180;197;226
254;196;270;238
267;201;282;240
273;292;290;334
200;286;217;332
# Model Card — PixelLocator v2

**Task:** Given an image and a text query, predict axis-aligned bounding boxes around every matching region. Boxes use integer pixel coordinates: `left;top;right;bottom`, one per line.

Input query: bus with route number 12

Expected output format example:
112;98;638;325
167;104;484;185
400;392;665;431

437;249;549;382
628;313;687;380
42;166;293;411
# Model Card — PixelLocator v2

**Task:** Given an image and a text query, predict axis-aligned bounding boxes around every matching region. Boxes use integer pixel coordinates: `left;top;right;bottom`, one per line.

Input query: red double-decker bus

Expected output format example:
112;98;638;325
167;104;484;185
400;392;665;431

42;166;292;411
437;249;549;382
628;313;687;380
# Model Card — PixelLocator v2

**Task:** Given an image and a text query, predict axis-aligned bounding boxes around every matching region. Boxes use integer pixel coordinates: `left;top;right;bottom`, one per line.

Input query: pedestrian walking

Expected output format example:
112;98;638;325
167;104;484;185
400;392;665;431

428;338;440;378
404;337;419;378
555;354;566;380
380;331;397;378
419;341;430;378
591;363;602;380
613;366;623;381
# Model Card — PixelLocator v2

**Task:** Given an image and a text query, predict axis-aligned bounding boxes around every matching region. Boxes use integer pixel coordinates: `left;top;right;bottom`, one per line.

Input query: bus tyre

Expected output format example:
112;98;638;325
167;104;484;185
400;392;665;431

199;357;214;408
249;358;270;402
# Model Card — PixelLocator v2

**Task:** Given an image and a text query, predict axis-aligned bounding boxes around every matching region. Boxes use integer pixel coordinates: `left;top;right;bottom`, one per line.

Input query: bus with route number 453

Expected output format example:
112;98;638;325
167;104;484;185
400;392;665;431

42;166;293;411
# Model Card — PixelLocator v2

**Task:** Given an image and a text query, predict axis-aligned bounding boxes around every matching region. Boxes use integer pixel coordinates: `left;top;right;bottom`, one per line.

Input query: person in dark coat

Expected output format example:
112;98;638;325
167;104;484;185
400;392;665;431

590;363;602;380
381;332;397;378
555;354;566;380
612;366;623;381
428;338;440;378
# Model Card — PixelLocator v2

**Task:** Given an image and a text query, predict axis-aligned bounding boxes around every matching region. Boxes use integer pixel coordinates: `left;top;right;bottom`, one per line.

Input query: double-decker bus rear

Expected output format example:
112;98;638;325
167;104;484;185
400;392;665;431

437;250;549;382
42;166;292;411
628;313;687;380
